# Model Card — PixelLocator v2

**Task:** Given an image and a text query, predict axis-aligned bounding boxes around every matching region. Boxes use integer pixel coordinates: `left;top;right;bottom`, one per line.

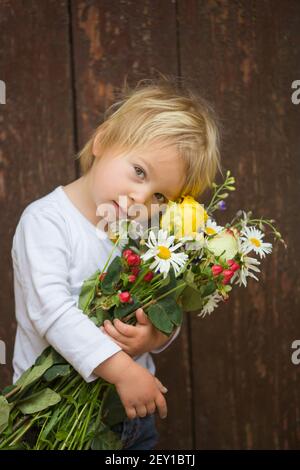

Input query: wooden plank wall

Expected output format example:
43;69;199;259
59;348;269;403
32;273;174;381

0;0;299;449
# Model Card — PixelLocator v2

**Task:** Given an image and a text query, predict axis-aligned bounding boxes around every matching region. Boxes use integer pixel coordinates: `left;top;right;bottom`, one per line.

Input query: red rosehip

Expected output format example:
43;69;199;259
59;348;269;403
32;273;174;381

211;265;223;276
130;266;140;276
128;274;137;283
119;291;131;303
122;249;133;259
230;262;240;272
227;259;235;267
222;277;231;285
127;254;141;266
143;271;154;282
222;269;234;279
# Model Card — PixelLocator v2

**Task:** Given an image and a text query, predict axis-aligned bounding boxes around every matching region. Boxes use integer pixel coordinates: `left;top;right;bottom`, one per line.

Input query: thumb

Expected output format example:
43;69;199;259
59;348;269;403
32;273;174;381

155;377;168;394
135;308;149;325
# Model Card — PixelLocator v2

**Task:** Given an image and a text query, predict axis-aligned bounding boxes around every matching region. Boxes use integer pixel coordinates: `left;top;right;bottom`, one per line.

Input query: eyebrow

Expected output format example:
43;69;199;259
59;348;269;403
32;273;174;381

137;157;178;201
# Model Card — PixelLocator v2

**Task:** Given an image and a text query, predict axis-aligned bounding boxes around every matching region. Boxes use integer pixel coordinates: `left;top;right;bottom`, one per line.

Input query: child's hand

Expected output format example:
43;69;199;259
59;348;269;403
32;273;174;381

100;308;171;357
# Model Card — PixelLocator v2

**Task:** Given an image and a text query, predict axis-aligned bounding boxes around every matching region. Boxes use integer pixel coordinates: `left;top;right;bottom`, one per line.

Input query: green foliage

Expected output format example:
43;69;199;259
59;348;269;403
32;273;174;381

91;422;123;450
100;256;123;294
0;396;10;433
78;270;100;313
43;365;72;382
180;285;204;312
101;386;127;427
113;297;142;320
148;297;183;335
17;388;61;414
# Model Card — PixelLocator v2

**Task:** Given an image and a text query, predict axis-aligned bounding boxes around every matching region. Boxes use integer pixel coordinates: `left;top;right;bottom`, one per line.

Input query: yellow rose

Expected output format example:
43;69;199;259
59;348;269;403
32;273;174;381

160;195;208;239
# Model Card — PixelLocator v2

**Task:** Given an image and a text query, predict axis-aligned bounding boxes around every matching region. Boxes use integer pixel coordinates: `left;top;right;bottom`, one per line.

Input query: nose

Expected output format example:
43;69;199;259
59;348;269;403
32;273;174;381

129;188;152;206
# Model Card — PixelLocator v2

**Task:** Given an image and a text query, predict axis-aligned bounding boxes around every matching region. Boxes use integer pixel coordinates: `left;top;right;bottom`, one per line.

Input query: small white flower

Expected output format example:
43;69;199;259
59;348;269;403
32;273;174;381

239;226;272;259
141;229;188;279
108;219;129;249
198;292;223;317
233;254;261;287
204;219;223;236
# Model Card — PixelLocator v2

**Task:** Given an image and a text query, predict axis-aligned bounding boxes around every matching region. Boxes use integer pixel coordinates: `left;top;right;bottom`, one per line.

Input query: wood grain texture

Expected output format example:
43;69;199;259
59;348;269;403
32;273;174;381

0;0;75;388
0;0;299;451
179;0;300;449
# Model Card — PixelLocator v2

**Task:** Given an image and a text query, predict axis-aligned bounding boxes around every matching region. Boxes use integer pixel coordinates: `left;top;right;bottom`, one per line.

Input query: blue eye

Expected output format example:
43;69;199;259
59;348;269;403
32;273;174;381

134;166;146;179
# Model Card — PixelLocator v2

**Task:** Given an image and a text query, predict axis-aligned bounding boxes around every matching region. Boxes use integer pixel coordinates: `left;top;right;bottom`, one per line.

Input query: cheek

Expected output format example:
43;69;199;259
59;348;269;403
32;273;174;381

93;162;131;201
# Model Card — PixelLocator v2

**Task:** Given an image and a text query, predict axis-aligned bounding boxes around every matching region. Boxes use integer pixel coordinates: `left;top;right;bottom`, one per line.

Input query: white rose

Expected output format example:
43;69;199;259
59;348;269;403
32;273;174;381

207;228;238;261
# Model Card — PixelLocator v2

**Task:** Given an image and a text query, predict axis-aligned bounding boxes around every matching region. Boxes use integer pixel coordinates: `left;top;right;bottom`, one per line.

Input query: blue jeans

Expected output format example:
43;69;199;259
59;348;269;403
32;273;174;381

111;414;159;450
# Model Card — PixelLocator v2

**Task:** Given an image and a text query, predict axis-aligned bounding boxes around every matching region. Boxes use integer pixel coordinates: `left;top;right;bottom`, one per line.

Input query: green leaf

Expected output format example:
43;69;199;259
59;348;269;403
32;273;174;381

156;266;177;298
102;386;127;427
35;346;53;366
180;285;204;312
55;430;69;442
91;422;123;450
95;307;110;324
1;384;19;397
43;364;72;382
200;280;216;297
78;270;100;313
174;282;187;302
101;256;123;294
41;406;65;440
223;285;232;293
157;297;183;327
113;298;142;320
185;269;195;285
0;395;10;433
17;388;61;414
147;302;174;335
15;349;55;391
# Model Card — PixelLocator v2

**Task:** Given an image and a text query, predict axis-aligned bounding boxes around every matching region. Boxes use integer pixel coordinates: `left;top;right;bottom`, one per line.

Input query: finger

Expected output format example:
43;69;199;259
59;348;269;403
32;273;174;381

103;320;123;339
111;319;136;337
154;377;168;393
126;406;137;420
136;405;148;418
146;401;156;415
100;327;130;350
135;308;150;325
155;393;168;420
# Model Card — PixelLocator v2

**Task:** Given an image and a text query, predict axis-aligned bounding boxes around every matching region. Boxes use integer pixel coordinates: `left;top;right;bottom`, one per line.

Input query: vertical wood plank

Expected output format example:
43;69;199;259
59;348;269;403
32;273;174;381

71;0;193;449
179;0;300;449
0;0;75;388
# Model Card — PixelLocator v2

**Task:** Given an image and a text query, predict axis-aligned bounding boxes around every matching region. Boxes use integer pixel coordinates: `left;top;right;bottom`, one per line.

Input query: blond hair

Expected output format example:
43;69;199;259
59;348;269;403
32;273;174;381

75;74;223;199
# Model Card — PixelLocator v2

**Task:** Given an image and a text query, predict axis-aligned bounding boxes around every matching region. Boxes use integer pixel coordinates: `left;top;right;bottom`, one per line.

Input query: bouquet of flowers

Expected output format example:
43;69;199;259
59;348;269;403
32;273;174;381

0;171;286;450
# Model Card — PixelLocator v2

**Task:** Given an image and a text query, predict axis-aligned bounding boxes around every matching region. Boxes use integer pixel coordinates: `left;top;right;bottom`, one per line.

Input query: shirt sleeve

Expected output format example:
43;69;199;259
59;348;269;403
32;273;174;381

150;324;182;354
12;209;123;382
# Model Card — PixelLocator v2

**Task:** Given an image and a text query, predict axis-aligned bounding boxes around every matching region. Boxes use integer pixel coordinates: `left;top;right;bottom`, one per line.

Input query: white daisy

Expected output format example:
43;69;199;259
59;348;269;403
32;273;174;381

239;226;272;258
233;254;261;287
198;292;223;318
204;219;223;236
141;229;188;279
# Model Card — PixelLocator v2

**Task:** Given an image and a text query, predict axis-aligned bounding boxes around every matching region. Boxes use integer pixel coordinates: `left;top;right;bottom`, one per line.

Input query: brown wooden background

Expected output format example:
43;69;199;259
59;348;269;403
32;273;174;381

1;0;300;449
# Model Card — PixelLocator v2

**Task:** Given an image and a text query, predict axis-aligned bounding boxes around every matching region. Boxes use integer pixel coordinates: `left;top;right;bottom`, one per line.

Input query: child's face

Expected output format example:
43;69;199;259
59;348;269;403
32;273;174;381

88;139;186;228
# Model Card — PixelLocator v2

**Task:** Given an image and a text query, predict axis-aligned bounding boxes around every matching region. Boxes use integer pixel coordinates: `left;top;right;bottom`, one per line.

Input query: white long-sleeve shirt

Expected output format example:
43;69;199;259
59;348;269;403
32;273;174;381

11;185;181;384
